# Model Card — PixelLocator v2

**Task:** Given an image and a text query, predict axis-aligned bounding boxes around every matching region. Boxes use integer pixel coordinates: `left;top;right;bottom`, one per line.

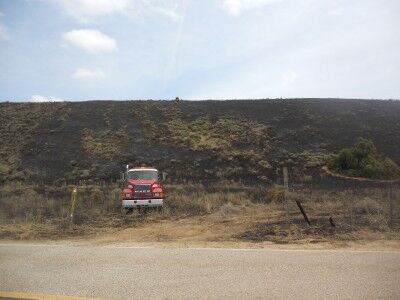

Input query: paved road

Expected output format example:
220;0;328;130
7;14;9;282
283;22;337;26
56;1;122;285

0;243;399;299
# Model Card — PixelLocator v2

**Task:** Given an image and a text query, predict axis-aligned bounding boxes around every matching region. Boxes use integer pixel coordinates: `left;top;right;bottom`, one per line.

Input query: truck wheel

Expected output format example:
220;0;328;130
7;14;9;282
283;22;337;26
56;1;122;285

121;207;131;215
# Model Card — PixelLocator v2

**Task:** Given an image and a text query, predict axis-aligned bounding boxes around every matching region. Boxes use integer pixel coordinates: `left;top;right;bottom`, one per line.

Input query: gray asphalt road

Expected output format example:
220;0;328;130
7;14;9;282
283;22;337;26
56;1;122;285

0;243;399;299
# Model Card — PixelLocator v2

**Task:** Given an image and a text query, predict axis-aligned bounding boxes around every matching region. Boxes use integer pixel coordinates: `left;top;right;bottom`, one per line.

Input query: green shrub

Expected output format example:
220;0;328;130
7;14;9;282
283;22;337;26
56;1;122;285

328;138;400;180
81;128;129;159
294;151;331;168
166;116;268;153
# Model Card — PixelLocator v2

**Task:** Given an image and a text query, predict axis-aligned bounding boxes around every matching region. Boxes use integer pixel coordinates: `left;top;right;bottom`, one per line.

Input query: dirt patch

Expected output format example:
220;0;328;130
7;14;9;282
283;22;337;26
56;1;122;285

235;217;355;244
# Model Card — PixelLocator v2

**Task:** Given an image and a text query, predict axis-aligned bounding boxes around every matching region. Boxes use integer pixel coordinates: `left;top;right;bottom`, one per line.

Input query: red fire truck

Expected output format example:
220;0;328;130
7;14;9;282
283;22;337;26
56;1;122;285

121;166;165;213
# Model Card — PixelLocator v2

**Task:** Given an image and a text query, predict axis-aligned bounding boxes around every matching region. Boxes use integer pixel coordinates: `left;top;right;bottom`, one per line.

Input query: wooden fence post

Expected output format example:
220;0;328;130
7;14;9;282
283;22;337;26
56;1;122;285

70;187;78;225
295;200;311;226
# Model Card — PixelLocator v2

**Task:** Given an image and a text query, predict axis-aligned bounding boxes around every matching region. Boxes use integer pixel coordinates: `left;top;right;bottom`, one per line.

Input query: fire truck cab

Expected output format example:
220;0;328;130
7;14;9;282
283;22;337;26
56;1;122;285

121;166;165;213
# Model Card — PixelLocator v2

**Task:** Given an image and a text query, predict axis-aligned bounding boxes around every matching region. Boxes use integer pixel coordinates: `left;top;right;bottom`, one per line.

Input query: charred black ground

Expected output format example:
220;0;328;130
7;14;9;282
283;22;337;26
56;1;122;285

1;99;399;185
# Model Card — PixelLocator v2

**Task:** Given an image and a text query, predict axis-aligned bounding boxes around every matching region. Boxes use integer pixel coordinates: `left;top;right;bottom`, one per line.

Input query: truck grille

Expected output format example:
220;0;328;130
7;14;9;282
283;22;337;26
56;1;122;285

134;184;152;198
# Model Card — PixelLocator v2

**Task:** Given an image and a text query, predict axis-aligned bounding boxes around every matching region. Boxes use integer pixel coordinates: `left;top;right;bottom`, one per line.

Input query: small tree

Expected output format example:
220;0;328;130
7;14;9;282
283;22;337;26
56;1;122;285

337;148;356;170
328;138;400;180
352;138;376;167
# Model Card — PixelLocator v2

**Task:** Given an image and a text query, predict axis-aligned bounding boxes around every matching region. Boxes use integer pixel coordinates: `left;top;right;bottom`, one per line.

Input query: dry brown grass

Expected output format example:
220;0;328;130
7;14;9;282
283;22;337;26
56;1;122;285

233;187;399;245
0;183;399;249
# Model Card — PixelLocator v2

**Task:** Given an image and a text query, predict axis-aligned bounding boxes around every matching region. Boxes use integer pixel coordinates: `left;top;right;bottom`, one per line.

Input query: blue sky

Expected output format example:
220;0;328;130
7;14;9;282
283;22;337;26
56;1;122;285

0;0;399;101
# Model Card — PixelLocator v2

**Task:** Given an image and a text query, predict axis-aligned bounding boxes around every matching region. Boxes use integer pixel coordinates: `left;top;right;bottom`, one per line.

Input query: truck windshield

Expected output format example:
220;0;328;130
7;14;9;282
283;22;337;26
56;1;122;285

127;170;158;180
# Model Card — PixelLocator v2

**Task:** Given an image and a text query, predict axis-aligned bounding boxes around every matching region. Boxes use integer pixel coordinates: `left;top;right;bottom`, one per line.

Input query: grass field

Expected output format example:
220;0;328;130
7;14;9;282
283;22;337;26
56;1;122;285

1;182;399;249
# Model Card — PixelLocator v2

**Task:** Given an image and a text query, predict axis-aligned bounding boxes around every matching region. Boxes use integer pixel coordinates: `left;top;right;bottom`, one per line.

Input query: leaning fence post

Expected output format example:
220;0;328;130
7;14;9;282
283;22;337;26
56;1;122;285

70;187;78;225
295;200;311;226
283;167;290;224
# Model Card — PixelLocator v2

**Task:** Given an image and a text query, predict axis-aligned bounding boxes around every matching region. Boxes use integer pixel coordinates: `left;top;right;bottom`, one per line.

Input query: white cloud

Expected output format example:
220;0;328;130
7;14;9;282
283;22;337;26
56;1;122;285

57;0;129;22
72;68;105;81
151;5;180;21
63;29;117;54
222;0;281;15
57;0;181;22
31;95;64;102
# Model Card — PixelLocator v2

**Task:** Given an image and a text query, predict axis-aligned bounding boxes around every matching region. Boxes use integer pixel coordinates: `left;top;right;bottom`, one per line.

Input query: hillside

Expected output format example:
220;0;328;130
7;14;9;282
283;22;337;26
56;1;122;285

1;99;400;185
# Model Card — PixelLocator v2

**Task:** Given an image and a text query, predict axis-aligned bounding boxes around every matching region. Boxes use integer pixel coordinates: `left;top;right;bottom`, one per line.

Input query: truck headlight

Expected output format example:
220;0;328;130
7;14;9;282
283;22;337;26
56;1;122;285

154;192;160;197
125;193;131;198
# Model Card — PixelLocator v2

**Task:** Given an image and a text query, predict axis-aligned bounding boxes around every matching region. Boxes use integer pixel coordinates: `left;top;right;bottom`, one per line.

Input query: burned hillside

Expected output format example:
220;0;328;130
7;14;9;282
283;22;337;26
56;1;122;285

1;99;399;185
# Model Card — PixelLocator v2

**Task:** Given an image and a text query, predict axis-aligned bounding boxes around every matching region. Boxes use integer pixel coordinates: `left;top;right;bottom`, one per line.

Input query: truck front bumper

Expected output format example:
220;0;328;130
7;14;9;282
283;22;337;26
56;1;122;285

122;199;163;208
